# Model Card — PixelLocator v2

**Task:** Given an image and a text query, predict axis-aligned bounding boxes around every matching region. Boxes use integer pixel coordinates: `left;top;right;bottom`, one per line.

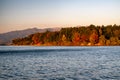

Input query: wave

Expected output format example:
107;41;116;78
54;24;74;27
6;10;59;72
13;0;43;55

0;48;90;54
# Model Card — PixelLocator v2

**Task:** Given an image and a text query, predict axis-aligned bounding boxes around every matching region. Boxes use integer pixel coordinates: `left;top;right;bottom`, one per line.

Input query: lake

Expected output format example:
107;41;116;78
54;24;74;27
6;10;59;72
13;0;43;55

0;46;120;80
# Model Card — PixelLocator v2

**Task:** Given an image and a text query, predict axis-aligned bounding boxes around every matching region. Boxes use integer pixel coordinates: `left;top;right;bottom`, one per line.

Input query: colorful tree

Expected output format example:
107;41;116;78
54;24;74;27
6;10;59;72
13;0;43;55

110;37;119;45
99;35;106;45
32;33;41;44
62;34;67;42
12;24;120;46
89;30;99;45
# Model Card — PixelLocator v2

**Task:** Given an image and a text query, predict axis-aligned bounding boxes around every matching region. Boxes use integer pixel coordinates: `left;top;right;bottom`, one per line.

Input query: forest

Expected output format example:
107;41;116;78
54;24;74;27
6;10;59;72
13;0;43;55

12;24;120;46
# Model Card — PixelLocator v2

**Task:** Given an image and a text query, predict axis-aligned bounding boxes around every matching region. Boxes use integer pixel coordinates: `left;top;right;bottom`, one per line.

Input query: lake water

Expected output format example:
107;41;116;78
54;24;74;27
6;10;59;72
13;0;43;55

0;46;120;80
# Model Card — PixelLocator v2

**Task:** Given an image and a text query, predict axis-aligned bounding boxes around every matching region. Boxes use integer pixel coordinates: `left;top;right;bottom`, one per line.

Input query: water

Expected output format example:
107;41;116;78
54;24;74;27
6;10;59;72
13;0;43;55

0;46;120;80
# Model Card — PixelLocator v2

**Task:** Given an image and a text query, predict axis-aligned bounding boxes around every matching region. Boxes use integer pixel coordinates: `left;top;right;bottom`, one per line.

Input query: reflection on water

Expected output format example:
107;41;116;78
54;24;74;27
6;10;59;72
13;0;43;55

0;46;120;80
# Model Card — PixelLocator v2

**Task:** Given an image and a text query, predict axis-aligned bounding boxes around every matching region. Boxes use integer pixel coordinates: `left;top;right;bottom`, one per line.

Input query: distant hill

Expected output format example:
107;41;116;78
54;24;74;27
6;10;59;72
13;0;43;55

12;25;120;46
0;28;60;45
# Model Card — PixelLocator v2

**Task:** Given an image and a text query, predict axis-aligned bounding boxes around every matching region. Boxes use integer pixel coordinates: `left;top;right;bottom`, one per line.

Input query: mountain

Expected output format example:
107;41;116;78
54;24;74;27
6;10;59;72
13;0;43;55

0;27;60;45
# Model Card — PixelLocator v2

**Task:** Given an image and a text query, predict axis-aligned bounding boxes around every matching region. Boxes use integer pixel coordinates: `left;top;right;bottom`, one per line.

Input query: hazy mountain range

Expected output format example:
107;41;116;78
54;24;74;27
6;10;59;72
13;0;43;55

0;28;60;45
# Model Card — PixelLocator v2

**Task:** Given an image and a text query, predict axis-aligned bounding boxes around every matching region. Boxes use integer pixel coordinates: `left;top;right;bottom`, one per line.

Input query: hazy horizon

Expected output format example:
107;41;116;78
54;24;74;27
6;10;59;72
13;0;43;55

0;0;120;33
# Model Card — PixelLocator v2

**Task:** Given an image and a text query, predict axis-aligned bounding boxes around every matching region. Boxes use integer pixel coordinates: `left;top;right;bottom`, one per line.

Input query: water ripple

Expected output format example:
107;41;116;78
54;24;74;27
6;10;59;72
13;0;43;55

0;46;120;80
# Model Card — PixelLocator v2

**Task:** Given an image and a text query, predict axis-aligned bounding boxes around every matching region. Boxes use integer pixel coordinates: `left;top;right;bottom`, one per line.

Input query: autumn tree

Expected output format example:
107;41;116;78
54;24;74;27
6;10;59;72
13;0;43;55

110;37;119;45
32;33;41;44
12;24;120;46
72;32;81;45
62;34;67;42
106;40;111;46
89;30;99;45
99;35;106;45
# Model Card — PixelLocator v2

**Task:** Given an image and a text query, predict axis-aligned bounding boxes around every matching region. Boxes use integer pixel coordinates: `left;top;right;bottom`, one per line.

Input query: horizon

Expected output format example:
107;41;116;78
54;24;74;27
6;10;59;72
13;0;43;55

0;0;120;33
1;24;120;34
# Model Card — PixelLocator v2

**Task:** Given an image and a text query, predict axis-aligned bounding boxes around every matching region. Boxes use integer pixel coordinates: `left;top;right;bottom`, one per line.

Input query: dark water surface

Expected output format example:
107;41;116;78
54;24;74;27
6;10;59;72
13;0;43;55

0;46;120;80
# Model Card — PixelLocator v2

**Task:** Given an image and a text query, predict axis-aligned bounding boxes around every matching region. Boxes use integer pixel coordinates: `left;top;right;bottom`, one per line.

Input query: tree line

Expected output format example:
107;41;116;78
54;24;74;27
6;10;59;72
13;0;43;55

12;24;120;46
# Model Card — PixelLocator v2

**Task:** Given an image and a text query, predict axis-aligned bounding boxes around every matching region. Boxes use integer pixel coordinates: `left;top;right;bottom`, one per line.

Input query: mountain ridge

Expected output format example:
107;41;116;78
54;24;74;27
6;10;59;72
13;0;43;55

0;27;60;45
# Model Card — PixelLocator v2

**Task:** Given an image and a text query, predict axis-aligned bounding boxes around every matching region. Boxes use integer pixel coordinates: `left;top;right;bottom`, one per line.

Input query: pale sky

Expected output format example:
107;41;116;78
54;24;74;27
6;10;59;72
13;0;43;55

0;0;120;33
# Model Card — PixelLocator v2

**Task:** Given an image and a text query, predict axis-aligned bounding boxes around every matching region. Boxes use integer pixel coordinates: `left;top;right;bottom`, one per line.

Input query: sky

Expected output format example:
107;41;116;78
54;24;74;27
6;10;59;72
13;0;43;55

0;0;120;33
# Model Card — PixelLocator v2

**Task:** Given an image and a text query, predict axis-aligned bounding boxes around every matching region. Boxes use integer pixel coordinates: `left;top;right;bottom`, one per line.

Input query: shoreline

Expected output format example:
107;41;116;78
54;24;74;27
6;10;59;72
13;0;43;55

1;44;120;47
